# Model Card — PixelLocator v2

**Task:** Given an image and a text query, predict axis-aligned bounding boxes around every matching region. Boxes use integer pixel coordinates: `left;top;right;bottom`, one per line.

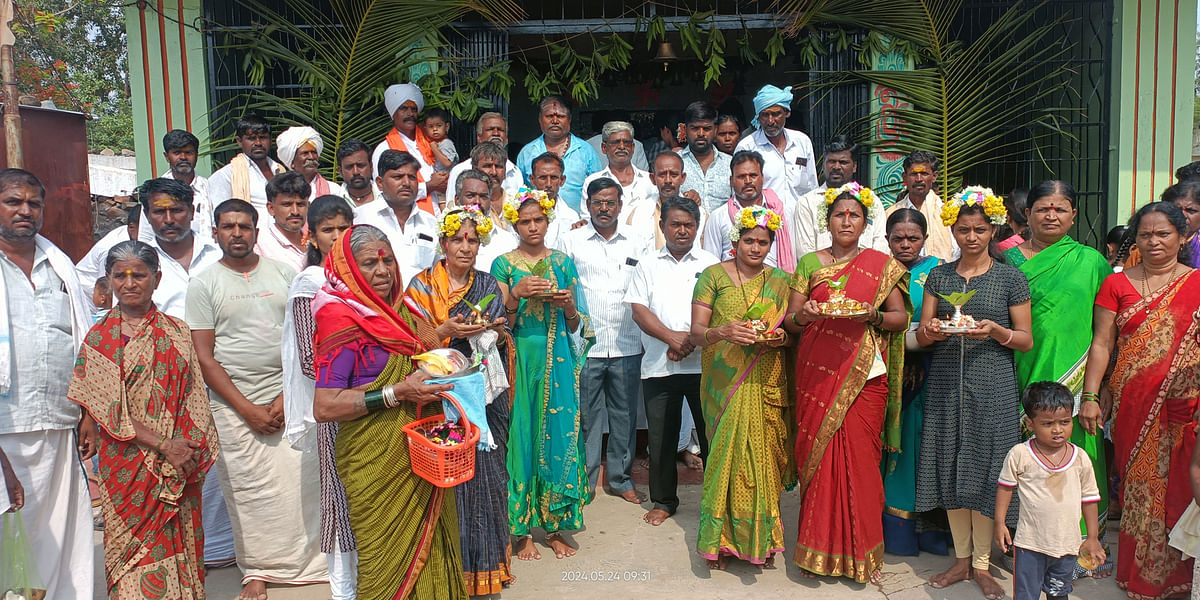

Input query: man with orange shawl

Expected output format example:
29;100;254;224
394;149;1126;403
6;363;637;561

371;83;442;214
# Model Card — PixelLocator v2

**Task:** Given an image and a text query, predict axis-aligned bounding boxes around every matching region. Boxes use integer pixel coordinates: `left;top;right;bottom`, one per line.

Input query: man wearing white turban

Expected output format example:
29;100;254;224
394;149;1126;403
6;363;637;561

277;125;345;201
734;84;818;213
371;82;441;214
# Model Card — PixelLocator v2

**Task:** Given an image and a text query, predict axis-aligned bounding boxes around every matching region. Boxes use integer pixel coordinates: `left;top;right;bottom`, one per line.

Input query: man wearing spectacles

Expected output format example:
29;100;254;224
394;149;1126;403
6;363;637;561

560;177;648;506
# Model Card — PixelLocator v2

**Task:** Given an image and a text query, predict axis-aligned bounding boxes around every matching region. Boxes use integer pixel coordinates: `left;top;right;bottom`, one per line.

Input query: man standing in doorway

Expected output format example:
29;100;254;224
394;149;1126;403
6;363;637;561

208;115;286;226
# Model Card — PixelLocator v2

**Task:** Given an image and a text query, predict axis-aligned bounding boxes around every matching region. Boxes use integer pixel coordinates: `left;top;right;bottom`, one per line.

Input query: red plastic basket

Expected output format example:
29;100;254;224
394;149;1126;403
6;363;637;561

401;392;479;487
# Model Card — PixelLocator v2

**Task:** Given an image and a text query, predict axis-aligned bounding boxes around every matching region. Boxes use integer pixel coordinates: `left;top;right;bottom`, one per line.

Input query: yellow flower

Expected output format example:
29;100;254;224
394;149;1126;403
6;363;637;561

860;189;874;207
740;210;756;229
940;203;960;227
766;213;782;231
502;203;519;224
475;216;493;236
824;188;838;205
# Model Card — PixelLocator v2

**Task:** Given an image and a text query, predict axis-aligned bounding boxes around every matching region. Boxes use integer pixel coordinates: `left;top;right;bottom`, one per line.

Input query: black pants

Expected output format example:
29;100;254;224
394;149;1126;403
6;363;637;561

642;374;707;513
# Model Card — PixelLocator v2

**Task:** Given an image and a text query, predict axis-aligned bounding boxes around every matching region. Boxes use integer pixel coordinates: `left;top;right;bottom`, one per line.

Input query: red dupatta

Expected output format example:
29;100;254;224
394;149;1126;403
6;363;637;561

793;249;909;495
313;225;426;361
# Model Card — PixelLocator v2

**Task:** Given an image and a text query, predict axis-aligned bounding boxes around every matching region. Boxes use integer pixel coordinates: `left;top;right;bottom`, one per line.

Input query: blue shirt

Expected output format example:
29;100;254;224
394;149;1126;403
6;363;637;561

516;134;603;213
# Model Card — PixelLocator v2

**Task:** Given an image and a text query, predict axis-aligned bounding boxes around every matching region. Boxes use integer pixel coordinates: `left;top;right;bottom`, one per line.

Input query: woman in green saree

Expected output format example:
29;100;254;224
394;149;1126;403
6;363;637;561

1002;180;1113;575
689;205;794;570
311;225;466;600
491;188;592;561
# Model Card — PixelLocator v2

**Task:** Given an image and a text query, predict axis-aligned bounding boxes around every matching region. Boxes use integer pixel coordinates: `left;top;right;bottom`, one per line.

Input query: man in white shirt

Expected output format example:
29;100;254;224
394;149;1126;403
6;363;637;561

371;83;443;209
159;129;213;245
208;115;286;226
254;171;310;273
77;206;139;316
0;169;95;597
678;101;732;213
445;112;524;208
734;84;818;209
276;125;344;201
336;138;382;209
136;178;222;317
560;177;646;504
528;152;583;250
625;151;708;251
582;121;658;213
354;150;438;288
793;135;888;257
886;150;958;261
623;195;717;526
456;168;515;273
702;150;799;273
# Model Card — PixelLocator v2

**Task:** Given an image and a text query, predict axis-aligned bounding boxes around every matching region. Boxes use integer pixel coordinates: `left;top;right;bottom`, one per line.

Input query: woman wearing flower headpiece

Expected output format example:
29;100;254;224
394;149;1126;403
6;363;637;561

1002;180;1113;578
407;204;516;594
785;182;911;583
1082;202;1199;599
689;205;793;570
490;188;593;561
915;187;1033;600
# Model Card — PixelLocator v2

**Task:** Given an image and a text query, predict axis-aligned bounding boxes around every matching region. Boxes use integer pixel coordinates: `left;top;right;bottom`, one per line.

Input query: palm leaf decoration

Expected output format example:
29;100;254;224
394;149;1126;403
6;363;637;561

773;0;1077;196
212;0;522;173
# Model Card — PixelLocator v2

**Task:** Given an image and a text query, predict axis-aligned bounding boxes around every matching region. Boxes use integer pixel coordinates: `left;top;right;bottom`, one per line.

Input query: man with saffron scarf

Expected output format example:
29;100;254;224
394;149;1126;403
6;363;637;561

311;224;466;599
734;84;818;209
277;125;345;201
372;82;441;215
208;115;286;227
186;199;327;599
701;150;797;273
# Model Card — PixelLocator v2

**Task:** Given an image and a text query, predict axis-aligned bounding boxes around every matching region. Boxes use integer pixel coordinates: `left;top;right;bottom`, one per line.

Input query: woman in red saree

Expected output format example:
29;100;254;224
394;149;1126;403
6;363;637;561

1082;202;1200;600
785;184;911;583
69;241;220;599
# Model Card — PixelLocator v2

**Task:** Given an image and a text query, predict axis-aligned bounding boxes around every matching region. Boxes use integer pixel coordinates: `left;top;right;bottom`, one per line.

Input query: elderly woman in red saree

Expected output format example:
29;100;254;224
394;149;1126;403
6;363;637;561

1082;201;1200;600
689;205;794;570
311;224;467;600
68;241;219;598
784;183;911;584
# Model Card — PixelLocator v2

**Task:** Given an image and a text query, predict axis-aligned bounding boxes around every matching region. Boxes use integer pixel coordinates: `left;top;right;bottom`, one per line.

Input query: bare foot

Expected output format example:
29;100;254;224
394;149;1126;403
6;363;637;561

929;559;971;589
707;555;728;570
239;580;268;600
679;450;703;470
870;569;884;585
515;536;541;561
763;555;776;569
643;508;671;526
973;568;1004;600
799;568;818;579
619;488;648;504
547;533;576;559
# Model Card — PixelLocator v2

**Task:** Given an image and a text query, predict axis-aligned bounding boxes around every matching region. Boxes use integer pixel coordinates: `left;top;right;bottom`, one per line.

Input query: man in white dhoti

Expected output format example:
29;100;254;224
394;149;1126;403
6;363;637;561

0;169;95;597
186;198;327;599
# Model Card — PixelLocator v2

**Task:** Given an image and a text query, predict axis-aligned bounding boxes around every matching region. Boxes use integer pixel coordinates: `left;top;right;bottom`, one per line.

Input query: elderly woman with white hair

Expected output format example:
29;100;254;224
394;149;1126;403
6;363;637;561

277;125;344;200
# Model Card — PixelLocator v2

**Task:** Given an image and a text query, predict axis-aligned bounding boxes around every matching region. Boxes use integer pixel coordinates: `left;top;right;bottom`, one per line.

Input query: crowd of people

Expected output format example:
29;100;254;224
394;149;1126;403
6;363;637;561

1;79;1198;600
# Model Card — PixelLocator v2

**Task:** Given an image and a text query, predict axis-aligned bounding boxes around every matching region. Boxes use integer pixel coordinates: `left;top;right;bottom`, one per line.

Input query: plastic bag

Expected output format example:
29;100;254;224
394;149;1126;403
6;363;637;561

0;512;45;600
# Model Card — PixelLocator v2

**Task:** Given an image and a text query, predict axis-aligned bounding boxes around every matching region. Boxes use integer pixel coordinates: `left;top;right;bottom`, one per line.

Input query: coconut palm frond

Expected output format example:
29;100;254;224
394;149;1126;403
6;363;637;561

211;0;522;170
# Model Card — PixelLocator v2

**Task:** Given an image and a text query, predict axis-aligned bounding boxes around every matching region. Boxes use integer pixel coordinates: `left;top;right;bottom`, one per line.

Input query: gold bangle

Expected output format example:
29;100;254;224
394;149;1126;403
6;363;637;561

703;328;713;344
155;436;166;452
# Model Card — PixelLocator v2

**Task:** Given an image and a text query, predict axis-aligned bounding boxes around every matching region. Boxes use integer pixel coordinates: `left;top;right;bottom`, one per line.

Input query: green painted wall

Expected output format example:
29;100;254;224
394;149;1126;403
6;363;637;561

124;0;212;180
1109;0;1197;224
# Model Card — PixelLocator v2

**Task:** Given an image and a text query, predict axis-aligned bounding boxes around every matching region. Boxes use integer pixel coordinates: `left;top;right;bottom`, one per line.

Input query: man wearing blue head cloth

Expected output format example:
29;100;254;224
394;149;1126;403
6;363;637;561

734;84;818;211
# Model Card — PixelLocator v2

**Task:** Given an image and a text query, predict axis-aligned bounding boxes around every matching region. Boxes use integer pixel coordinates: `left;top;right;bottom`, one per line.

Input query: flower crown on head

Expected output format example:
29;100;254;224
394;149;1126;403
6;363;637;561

727;205;782;243
820;181;879;231
942;186;1006;226
437;205;493;247
502;187;556;224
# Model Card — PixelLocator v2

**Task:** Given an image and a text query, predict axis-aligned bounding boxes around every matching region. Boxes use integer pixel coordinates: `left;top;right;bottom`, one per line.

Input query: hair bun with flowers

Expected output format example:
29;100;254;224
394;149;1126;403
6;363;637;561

820;181;879;231
502;187;556;224
727;205;782;243
437;205;493;248
942;186;1006;227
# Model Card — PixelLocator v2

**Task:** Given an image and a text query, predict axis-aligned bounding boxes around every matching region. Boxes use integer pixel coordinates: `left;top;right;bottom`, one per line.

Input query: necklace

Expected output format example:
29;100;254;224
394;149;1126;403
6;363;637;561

1140;263;1179;298
734;262;766;313
829;246;860;264
1030;439;1068;469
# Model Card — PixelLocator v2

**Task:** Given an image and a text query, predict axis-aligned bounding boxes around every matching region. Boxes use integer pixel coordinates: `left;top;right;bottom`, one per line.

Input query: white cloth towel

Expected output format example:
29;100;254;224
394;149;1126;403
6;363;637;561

468;329;508;405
